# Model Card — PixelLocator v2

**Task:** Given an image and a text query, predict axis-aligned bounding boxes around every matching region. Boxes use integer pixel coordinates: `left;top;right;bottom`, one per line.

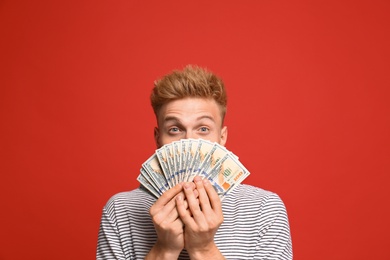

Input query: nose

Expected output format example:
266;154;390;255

184;131;197;140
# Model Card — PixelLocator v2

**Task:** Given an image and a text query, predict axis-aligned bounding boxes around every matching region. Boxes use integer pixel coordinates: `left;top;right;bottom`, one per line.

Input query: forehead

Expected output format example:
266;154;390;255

157;97;223;125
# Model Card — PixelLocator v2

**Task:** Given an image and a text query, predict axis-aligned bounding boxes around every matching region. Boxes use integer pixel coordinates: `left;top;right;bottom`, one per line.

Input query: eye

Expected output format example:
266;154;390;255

199;126;209;132
168;127;181;133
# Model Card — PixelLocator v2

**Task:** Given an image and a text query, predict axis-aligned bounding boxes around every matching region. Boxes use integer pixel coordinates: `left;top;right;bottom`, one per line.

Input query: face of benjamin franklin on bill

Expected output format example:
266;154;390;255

154;97;228;148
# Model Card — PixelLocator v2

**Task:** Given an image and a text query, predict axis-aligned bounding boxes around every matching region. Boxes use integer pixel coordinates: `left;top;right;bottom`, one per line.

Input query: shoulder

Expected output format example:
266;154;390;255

228;184;284;202
102;187;156;215
223;184;288;214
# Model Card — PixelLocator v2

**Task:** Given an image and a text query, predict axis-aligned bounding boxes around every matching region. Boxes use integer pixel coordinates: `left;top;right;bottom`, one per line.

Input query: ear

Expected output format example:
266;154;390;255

154;127;161;148
220;126;228;146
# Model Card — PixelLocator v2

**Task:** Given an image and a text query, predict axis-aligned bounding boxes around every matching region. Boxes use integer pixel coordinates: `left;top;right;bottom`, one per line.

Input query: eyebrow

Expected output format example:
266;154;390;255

162;115;216;124
162;116;180;125
196;115;216;122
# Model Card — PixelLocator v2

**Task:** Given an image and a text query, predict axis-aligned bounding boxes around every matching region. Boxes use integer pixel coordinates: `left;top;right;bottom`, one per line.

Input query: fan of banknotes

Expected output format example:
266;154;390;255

137;139;250;199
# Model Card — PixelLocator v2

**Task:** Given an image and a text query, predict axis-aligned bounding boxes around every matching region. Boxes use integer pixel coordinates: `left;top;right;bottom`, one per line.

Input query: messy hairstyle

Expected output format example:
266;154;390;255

150;65;227;120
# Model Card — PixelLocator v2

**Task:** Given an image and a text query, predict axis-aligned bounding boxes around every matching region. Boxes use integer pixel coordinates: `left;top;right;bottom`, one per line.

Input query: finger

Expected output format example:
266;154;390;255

191;182;200;198
150;184;183;215
176;194;196;227
193;188;199;198
183;182;199;198
162;205;182;224
182;182;204;220
179;181;196;191
203;178;222;214
158;184;184;206
162;191;192;222
193;176;211;212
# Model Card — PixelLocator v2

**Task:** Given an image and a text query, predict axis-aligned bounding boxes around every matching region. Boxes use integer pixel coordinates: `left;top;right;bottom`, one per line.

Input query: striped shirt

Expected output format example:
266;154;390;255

97;184;293;259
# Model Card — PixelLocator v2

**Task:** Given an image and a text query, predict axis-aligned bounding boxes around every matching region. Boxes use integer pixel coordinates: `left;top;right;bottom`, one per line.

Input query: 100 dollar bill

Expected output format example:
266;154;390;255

138;139;250;199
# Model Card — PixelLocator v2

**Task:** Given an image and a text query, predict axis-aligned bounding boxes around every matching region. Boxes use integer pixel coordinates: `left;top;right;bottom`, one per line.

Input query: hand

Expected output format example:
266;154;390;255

176;176;224;259
147;183;197;259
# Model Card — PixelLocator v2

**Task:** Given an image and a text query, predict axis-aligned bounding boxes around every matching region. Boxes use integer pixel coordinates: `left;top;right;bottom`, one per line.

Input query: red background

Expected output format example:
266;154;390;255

1;1;389;259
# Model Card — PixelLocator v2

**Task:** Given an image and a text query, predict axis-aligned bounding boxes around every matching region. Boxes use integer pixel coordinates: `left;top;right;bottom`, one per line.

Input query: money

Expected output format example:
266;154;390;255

137;139;250;199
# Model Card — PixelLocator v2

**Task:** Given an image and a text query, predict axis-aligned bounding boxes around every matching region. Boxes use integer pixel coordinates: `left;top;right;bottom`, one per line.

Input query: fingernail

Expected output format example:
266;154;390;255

203;179;209;186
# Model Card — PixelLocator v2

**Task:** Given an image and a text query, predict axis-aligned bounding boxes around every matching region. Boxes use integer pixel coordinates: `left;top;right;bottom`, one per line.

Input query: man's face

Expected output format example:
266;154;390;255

154;97;228;148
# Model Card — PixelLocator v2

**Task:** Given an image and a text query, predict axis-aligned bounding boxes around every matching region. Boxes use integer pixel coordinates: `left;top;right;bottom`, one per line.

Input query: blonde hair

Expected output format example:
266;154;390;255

151;65;227;120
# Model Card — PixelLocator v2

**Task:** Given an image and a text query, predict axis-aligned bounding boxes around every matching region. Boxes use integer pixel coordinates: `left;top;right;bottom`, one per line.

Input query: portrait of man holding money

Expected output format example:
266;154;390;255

97;65;293;259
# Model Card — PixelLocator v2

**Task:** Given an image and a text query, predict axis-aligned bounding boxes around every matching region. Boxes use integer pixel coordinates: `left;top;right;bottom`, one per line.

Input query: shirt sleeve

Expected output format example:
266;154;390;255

96;202;127;260
254;193;293;260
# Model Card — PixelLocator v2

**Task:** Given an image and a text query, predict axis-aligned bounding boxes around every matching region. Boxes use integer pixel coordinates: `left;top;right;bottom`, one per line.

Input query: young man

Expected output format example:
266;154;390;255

97;66;293;259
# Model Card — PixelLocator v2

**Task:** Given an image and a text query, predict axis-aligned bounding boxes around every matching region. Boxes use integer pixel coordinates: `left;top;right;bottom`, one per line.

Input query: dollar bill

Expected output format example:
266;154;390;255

155;148;173;188
142;153;169;193
206;152;250;198
137;169;161;198
137;138;250;199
